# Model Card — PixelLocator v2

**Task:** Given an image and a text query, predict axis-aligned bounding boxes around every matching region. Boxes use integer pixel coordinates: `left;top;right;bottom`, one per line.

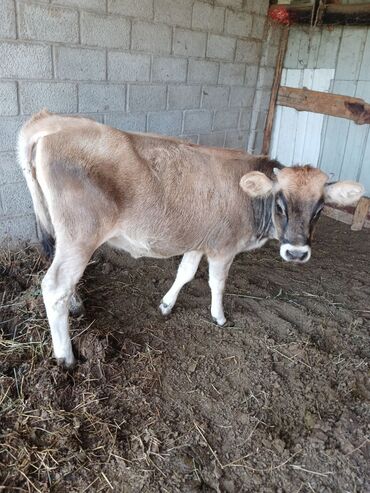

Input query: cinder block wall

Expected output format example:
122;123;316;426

0;0;281;245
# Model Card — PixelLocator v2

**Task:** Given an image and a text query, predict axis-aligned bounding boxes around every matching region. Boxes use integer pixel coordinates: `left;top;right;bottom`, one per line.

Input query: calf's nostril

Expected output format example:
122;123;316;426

286;249;308;261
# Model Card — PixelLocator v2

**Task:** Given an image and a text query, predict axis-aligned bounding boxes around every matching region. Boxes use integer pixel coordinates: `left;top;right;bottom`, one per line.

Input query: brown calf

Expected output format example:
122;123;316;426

18;111;364;367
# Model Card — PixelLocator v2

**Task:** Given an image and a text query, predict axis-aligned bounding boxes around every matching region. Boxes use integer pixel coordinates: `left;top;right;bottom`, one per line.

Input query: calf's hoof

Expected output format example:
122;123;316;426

159;301;173;316
55;353;76;369
212;317;235;328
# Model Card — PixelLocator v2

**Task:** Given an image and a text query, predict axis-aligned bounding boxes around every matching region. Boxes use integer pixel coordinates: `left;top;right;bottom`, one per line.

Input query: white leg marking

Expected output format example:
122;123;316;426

208;255;234;326
42;245;93;367
159;251;203;316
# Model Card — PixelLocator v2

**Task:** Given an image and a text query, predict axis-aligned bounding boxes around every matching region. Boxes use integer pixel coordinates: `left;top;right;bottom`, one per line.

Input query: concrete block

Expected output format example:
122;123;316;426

252;15;265;40
219;63;245;86
229;86;254;107
249;0;269;16
188;60;219;84
192;2;225;33
132;21;171;54
147;111;182;136
0;43;52;79
81;12;130;49
77;113;104;123
256;110;267;130
55;47;106;81
105;113;147;132
261;44;279;68
216;1;242;8
207;34;236;61
0;152;23;184
225;130;246;149
225;11;252;38
20;82;77;114
0;117;27;152
269;24;283;47
0;0;16;38
50;0;106;11
168;85;201;110
213;108;239;131
154;0;192;28
253;89;271;112
152;57;187;83
180;135;199;144
258;67;275;89
173;29;206;58
201;86;229;109
0;82;18;116
1;214;37;246
235;39;262;64
1;182;33;215
108;52;150;82
108;0;154;19
18;2;78;43
245;64;259;87
199;132;225;147
129;85;166;111
183;110;212;133
252;130;264;154
239;108;252;129
79;84;125;113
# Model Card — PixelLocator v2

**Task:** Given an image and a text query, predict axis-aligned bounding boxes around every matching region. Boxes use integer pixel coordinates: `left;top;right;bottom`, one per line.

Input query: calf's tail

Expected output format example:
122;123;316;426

17;111;55;259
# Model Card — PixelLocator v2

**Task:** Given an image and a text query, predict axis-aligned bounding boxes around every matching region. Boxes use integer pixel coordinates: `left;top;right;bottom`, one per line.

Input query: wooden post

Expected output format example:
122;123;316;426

262;27;289;155
351;197;370;231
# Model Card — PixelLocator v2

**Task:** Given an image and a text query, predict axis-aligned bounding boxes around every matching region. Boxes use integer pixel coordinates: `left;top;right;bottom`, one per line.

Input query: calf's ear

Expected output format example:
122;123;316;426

324;181;364;206
240;171;274;197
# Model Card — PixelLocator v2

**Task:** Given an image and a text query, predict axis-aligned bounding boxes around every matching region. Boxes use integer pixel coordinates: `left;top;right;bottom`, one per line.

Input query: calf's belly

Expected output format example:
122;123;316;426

107;233;188;259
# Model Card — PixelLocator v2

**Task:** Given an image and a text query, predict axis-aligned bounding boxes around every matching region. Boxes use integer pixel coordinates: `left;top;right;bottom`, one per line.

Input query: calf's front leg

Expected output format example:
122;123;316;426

159;251;203;316
208;255;234;326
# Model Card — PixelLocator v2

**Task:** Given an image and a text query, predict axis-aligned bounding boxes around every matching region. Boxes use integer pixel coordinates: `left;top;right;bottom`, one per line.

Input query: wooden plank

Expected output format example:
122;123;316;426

274;69;301;164
358;126;370;195
318;81;356;179
359;28;370;81
301;69;334;165
262;28;289;155
351;197;370;231
277;85;370;124
316;27;342;69
324;205;370;229
335;28;367;81
340;81;370;182
284;27;302;69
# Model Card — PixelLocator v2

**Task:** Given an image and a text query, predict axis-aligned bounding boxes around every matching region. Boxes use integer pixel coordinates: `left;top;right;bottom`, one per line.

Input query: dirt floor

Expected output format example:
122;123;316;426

1;216;369;492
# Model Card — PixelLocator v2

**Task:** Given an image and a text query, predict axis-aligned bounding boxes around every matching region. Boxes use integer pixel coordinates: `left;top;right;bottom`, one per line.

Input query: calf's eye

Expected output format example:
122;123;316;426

275;202;285;215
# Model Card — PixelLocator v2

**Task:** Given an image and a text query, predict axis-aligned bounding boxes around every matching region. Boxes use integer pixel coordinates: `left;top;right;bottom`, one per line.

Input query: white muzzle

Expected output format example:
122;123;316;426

280;244;311;263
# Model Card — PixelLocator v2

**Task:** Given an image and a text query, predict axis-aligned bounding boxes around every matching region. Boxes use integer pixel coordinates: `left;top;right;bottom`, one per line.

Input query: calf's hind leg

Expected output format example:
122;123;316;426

42;242;95;367
159;251;203;316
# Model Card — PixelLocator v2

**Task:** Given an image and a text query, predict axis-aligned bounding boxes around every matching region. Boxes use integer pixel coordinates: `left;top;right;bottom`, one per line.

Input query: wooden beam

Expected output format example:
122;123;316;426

277;86;370;125
262;28;289;155
351;197;370;231
269;3;370;26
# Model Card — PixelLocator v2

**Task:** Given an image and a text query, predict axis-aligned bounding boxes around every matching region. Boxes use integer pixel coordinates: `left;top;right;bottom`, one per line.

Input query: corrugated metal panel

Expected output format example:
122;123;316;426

271;25;370;194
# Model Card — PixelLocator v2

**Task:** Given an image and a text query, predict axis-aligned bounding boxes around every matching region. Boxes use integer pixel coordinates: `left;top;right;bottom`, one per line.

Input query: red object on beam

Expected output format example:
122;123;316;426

268;5;293;25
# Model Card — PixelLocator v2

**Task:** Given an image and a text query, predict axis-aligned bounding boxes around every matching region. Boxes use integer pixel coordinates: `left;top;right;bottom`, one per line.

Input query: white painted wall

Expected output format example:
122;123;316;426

270;25;370;195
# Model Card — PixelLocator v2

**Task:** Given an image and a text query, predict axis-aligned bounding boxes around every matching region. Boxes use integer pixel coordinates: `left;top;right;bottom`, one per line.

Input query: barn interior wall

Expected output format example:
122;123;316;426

271;23;370;195
0;0;283;245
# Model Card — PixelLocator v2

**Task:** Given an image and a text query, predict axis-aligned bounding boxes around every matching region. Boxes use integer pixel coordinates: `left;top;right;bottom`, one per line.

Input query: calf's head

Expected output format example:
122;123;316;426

240;165;364;263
